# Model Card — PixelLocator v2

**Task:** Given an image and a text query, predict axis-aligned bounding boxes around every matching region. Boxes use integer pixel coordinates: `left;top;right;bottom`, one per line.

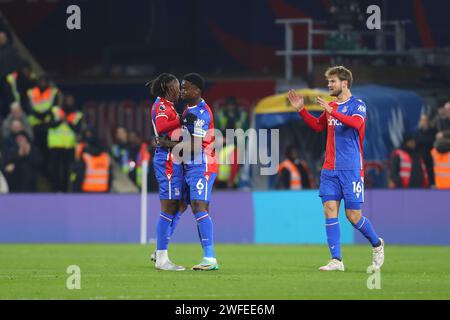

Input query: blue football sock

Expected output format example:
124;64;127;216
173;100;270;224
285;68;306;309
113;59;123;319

353;215;381;247
156;212;173;250
325;218;342;261
194;211;215;258
168;211;182;238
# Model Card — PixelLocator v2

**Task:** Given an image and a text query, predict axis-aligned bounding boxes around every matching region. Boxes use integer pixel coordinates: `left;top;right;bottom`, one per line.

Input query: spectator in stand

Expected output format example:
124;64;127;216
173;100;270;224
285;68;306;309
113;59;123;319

2;102;33;140
215;96;249;134
111;126;131;174
5;60;37;113
414;114;437;186
431;130;450;189
276;145;314;190
0;30;20;78
1;121;42;192
0;30;20;118
388;135;429;189
431;101;450;133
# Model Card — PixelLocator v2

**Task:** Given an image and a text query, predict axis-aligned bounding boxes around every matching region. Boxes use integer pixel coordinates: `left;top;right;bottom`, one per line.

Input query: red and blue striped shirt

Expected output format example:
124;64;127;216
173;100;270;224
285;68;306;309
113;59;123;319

300;96;366;171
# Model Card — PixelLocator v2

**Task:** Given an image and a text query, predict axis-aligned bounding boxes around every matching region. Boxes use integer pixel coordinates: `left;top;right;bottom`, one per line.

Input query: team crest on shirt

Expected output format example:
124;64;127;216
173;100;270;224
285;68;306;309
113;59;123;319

342;106;348;113
194;119;205;128
174;188;180;196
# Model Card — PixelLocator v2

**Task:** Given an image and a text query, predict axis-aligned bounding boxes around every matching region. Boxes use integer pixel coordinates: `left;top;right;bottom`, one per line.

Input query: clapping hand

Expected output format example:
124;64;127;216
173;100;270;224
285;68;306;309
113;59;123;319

317;96;333;114
287;90;304;111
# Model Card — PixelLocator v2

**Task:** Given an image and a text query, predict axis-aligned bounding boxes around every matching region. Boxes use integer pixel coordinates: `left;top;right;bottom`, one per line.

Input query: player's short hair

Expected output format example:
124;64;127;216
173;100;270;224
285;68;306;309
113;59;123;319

183;73;205;92
146;73;178;97
325;66;353;88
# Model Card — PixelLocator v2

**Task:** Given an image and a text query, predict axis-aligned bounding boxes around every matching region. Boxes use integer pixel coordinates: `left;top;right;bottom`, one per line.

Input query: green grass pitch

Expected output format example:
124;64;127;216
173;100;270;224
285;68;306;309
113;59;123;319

0;244;449;299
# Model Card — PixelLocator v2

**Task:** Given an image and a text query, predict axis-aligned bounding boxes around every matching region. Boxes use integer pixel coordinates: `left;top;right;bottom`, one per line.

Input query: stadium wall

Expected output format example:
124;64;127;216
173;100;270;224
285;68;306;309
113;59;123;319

357;190;450;245
0;190;449;245
253;191;355;244
0;193;254;244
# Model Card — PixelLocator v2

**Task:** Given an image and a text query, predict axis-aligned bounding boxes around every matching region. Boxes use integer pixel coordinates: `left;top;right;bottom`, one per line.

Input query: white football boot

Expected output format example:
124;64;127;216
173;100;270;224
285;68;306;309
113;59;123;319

155;260;185;271
154;250;185;271
319;259;345;271
372;238;385;270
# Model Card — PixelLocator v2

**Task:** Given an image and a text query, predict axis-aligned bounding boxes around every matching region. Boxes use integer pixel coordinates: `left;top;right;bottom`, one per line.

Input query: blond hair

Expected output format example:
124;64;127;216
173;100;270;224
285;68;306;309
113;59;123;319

325;66;353;88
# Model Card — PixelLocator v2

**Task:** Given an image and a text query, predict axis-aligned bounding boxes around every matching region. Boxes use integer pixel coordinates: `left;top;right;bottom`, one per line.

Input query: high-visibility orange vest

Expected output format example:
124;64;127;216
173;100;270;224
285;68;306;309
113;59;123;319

431;148;450;189
394;149;429;188
81;152;110;192
48;106;83;149
27;86;58;126
277;159;301;189
28;87;57;113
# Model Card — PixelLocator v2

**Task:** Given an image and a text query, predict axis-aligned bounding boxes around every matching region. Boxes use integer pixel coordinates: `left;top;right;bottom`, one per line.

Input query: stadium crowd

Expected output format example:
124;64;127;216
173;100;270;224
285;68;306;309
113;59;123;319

277;105;450;191
0;26;250;193
1;18;449;193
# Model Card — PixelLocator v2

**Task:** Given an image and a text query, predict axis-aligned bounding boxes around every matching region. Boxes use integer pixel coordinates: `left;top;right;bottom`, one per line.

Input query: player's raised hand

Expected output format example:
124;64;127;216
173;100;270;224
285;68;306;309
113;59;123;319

317;96;333;114
287;89;304;111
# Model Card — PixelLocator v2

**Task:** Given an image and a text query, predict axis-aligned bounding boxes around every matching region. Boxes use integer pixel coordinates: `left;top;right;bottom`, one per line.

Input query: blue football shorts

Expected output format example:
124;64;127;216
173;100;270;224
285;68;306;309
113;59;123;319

319;169;364;209
184;166;216;203
153;152;183;200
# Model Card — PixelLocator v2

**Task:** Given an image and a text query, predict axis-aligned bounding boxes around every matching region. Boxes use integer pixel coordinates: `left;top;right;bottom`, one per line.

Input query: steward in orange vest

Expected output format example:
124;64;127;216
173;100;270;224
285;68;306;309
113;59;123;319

81;152;111;192
431;132;450;189
27;76;59;127
70;135;112;193
389;135;429;188
275;145;314;190
26;76;60;173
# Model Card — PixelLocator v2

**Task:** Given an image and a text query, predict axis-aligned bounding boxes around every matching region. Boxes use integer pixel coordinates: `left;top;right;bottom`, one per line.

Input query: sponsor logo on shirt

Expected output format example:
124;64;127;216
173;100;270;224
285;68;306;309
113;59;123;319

328;118;343;126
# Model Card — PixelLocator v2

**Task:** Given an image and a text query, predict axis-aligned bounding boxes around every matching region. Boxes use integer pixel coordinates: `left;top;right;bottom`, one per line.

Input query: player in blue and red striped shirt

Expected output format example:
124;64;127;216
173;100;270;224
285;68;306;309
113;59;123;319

175;73;219;271
149;73;186;271
288;66;384;271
